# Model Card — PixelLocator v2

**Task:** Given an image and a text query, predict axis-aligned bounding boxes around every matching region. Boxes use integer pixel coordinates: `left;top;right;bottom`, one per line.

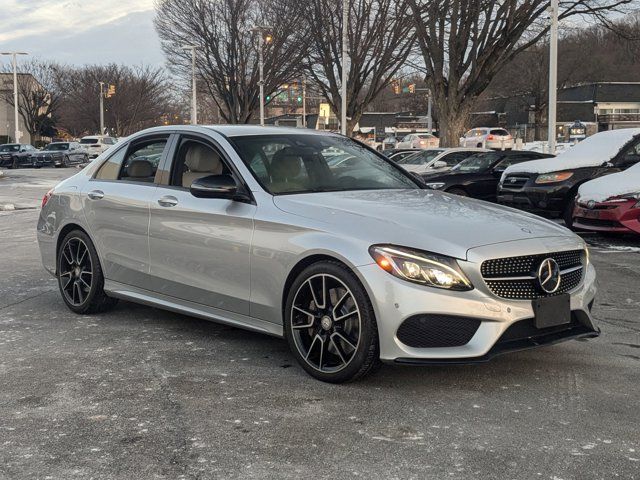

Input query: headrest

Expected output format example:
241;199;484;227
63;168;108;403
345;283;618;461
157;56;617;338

127;159;154;178
185;143;222;174
271;147;302;179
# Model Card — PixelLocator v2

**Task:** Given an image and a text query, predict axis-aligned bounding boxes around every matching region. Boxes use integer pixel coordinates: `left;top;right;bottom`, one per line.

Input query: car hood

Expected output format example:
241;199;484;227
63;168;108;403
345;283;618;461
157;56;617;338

38;149;65;154
273;189;573;260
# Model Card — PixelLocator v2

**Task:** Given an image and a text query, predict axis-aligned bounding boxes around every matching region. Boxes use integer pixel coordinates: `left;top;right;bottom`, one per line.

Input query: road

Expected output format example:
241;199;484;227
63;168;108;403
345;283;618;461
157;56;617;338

1;168;639;480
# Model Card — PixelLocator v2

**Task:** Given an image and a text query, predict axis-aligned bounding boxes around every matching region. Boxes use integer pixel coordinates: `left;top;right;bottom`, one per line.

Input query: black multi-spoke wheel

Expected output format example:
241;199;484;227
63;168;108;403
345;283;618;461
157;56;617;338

285;261;380;383
57;230;117;314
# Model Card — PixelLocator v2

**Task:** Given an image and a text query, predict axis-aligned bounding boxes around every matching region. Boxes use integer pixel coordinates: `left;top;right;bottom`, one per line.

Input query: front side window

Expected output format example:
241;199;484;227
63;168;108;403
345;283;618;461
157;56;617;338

170;138;230;188
0;144;20;152
230;134;419;194
617;142;640;168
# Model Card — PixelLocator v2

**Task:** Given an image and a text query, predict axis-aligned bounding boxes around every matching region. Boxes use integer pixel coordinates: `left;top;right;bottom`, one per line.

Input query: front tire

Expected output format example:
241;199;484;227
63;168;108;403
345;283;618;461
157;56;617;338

57;230;117;314
284;261;380;383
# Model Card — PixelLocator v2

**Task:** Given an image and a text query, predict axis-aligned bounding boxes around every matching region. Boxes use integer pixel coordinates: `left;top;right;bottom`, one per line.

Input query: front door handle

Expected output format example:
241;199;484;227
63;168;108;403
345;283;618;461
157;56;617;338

157;195;178;207
87;190;104;200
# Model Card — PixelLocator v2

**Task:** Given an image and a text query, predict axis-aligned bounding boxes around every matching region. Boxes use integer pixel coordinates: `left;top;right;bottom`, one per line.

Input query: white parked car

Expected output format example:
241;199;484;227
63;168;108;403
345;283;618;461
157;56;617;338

80;135;118;159
396;133;439;149
396;147;488;175
460;128;513;150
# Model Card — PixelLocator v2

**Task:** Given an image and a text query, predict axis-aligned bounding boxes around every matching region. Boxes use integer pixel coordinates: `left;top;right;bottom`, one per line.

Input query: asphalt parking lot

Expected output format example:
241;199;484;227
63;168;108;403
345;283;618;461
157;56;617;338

1;168;639;480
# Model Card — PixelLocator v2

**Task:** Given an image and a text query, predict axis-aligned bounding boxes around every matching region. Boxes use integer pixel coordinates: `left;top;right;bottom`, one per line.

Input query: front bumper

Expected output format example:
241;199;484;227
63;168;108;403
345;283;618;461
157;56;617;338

357;237;597;362
498;183;569;217
574;200;640;234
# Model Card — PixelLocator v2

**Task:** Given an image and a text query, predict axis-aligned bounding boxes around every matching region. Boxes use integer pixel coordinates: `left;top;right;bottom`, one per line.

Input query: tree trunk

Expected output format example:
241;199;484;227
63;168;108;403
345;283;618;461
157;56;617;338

436;100;471;148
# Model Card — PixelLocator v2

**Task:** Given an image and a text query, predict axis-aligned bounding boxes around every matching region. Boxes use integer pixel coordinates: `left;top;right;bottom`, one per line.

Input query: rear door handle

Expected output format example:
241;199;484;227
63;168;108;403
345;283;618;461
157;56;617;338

87;190;104;200
157;195;178;207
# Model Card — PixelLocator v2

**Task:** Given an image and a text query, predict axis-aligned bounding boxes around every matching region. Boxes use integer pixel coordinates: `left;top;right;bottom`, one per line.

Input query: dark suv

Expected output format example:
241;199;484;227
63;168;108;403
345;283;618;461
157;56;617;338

497;130;640;226
0;143;38;168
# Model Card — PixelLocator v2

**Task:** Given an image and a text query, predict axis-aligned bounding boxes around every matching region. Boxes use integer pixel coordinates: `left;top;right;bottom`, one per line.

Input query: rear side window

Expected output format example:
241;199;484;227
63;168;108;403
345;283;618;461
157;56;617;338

95;138;167;182
616;141;640;168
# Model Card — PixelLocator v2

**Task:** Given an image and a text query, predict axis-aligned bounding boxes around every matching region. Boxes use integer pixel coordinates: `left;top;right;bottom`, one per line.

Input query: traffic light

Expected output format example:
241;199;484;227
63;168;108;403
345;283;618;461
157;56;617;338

408;83;415;94
266;95;271;101
106;84;116;97
297;96;302;103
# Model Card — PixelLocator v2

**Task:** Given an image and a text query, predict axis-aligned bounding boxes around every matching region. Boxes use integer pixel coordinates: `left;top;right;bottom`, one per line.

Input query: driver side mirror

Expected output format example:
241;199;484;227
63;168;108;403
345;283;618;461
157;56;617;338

602;161;614;168
190;174;250;201
432;160;447;169
492;167;506;176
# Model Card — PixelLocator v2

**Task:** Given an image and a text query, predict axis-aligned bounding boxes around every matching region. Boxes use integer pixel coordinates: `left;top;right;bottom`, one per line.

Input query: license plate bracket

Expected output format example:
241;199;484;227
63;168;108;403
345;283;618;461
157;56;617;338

532;294;571;329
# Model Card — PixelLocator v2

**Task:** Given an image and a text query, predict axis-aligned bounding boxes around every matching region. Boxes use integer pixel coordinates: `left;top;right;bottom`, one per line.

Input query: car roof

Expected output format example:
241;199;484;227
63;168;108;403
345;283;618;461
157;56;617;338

126;124;338;140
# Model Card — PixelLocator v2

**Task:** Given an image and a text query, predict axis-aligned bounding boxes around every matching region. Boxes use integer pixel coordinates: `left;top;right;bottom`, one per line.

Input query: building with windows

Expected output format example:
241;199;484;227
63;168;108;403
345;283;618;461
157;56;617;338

0;73;43;145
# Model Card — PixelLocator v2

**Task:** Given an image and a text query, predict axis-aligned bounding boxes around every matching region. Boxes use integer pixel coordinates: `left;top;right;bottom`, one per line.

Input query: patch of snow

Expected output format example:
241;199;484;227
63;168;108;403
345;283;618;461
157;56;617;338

503;128;640;178
577;162;640;202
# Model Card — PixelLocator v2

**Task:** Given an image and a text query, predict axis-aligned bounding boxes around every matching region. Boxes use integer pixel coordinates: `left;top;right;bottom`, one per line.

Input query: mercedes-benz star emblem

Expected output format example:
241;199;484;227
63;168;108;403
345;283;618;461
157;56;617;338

537;258;561;294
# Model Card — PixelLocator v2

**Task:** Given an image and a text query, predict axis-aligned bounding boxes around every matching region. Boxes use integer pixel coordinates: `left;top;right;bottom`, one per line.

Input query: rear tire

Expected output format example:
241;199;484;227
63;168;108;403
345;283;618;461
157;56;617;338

57;230;118;314
447;188;468;197
284;261;381;383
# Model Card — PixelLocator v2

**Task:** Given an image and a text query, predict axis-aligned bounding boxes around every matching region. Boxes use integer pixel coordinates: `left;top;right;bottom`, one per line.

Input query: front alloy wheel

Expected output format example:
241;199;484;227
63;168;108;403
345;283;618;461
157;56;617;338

285;261;380;383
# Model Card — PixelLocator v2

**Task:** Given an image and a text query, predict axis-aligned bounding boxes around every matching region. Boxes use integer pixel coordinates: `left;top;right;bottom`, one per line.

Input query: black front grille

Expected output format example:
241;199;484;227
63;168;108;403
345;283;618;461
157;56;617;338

481;250;584;300
396;315;481;348
575;217;620;228
501;175;530;190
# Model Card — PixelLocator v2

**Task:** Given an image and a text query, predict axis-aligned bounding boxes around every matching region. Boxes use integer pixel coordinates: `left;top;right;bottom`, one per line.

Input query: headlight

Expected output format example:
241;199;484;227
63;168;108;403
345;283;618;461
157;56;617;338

426;182;445;189
369;245;473;291
535;171;574;184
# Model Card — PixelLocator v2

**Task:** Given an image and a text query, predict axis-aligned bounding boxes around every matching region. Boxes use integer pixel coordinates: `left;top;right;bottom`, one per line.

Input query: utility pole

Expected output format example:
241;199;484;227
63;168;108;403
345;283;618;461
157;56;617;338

302;76;307;128
1;51;28;142
548;0;559;155
340;0;349;135
99;81;105;135
250;27;272;126
182;45;198;125
427;89;433;134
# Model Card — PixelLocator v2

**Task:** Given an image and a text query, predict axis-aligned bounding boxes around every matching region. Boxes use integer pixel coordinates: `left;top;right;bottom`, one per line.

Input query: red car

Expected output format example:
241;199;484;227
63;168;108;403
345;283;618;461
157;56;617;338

573;196;640;234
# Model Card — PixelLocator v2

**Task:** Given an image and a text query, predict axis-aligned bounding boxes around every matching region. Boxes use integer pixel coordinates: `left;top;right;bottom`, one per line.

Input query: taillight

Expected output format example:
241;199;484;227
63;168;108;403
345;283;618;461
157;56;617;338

487;134;495;140
42;189;53;208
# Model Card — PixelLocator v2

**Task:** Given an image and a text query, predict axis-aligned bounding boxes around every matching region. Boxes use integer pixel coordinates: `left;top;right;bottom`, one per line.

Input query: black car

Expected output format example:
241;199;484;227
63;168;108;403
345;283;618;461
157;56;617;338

498;130;640;226
0;143;38;168
422;150;553;201
34;141;89;168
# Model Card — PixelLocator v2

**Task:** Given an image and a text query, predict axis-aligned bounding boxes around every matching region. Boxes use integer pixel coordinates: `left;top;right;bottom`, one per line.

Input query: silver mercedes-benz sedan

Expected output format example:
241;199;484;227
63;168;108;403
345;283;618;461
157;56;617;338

37;125;599;383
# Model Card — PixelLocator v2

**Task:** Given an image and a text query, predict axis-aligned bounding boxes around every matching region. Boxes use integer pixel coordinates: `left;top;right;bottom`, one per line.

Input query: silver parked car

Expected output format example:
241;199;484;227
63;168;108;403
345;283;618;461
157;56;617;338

37;126;599;383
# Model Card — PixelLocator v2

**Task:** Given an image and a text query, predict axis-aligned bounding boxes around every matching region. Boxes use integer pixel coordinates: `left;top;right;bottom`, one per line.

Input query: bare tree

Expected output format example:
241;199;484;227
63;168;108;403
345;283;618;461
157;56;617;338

155;0;309;124
304;0;415;135
1;59;63;141
407;0;634;146
56;64;170;137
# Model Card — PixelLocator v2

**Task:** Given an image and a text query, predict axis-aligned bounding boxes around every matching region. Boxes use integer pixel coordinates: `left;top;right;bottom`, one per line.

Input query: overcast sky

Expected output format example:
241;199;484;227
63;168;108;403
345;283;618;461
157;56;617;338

0;0;165;68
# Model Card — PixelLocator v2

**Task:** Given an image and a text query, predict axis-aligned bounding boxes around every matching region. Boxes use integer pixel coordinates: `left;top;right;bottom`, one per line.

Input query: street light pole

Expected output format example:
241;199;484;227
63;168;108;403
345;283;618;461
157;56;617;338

182;45;198;125
250;27;272;127
1;51;28;142
341;0;349;136
99;81;105;135
302;76;307;128
548;0;559;155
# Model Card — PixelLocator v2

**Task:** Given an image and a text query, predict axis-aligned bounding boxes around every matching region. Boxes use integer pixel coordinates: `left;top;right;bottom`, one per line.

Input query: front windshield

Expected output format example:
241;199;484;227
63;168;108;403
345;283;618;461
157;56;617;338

397;149;444;166
452;152;502;172
229;134;420;194
0;144;20;152
46;143;69;151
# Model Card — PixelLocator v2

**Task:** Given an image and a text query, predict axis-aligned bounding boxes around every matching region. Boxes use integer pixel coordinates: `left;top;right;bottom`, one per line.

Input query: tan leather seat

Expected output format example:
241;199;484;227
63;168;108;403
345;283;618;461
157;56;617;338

270;148;306;192
126;159;154;180
182;143;223;187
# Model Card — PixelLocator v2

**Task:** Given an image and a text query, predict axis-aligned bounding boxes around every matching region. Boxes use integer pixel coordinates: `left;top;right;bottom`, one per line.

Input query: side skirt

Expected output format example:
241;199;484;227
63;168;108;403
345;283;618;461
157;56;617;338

104;279;284;338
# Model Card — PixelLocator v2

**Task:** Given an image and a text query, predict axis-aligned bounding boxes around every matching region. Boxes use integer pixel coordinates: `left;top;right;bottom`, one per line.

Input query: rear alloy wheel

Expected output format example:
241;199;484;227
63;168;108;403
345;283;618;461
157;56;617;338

285;261;380;383
63;155;70;167
57;230;117;314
